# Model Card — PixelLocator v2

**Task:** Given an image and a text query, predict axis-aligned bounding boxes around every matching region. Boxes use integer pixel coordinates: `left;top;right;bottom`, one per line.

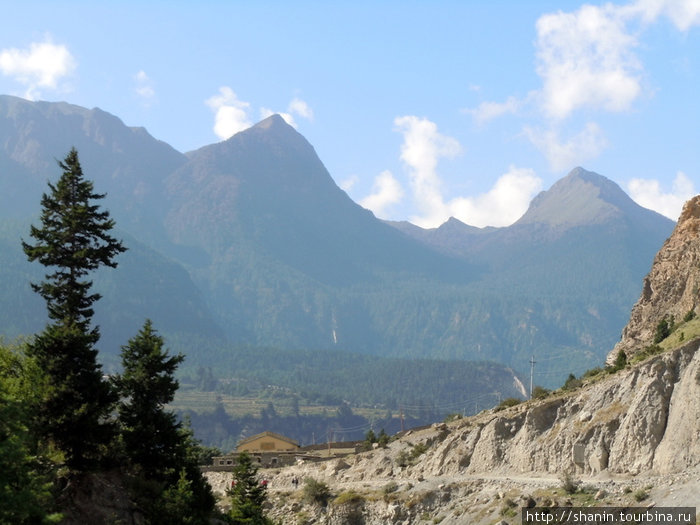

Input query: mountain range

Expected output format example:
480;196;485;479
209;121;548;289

0;94;675;387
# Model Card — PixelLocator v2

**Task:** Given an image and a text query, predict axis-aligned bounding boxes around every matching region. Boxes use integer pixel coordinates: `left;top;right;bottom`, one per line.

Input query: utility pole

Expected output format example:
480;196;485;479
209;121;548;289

529;355;536;399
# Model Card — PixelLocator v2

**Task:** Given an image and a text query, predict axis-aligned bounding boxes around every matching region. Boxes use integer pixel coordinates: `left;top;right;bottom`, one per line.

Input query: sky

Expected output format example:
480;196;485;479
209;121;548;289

1;1;699;228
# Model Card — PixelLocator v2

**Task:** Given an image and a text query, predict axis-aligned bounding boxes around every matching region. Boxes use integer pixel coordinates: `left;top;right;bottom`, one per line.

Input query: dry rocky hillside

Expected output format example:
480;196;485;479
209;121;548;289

611;195;700;363
206;197;700;524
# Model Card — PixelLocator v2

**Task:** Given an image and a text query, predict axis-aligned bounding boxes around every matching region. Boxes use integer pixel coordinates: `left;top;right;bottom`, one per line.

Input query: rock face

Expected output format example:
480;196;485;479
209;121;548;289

609;195;700;362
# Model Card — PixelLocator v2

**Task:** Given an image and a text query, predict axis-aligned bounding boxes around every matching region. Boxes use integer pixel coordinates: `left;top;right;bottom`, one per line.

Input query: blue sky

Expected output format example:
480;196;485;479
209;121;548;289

1;1;699;227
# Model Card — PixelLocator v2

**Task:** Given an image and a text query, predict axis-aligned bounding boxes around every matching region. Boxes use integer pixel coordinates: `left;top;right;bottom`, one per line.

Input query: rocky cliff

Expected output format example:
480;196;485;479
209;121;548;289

610;195;700;363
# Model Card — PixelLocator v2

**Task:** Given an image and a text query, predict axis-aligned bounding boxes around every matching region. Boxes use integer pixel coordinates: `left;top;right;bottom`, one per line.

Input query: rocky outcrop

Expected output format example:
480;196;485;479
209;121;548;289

209;338;699;524
610;195;700;362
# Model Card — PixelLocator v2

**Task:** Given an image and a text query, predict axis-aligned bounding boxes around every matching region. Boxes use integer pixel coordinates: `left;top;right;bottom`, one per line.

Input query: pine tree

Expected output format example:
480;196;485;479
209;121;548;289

22;147;126;470
115;319;184;479
228;452;273;525
115;321;215;523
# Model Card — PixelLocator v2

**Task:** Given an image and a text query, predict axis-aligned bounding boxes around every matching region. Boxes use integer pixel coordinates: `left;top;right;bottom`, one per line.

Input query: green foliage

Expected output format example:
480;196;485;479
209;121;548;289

653;317;672;344
0;343;62;524
333;490;364;505
377;429;390;448
409;442;429;460
582;367;603;379
495;397;522;411
562;373;582;391
22;147;126;332
302;477;331;506
560;471;579;494
153;469;207;525
115;319;184;480
396;442;430;467
531;385;551;399
683;309;696;322
633;489;649;502
606;350;627;374
27;323;116;470
22;148;125;470
228;452;273;524
382;481;399;496
630;344;664;364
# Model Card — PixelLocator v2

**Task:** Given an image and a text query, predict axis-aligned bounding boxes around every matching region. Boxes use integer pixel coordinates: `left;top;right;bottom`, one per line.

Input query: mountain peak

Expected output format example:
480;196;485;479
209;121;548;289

516;167;643;228
253;113;289;130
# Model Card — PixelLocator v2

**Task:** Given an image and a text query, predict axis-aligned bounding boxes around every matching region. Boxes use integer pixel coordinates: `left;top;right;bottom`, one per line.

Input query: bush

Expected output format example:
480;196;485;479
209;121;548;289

562;374;583;391
532;386;551;399
633;489;649;502
683;309;696;322
654;318;671;343
333;491;364;505
495;397;522;411
560;471;579;494
607;350;627;374
582;367;603;379
303;477;331;506
382;481;399;495
409;442;429;460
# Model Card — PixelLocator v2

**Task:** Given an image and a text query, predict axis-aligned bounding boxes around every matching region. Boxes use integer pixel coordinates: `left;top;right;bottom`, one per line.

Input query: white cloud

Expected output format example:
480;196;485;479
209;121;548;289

260;97;314;129
628;0;700;30
465;96;520;125
288;97;314;120
394;115;462;227
359;170;404;218
134;70;155;103
393;116;540;227
449;167;543;228
339;175;359;192
627;171;696;220
524;122;608;172
205;87;252;140
535;4;642;120
0;37;76;99
260;107;297;127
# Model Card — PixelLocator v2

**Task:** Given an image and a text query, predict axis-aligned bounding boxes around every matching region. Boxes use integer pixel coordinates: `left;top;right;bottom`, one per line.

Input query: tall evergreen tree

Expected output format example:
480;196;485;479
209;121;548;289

22;147;126;470
115;320;215;523
115;319;184;479
228;452;273;525
23;147;126;336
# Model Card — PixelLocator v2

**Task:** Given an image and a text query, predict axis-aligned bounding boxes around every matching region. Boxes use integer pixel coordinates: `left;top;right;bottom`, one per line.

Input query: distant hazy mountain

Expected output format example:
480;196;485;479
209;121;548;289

0;96;676;386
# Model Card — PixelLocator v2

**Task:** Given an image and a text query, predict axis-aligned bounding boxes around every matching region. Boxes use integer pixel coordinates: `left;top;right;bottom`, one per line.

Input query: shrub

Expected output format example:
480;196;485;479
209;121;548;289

409;442;429;460
582;367;603;379
495;397;522;411
562;374;582;391
560;471;579;494
396;450;410;468
303;477;331;506
532;386;551;399
607;350;627;374
382;481;399;495
683;309;696;322
654;318;671;343
333;491;364;505
633;489;649;502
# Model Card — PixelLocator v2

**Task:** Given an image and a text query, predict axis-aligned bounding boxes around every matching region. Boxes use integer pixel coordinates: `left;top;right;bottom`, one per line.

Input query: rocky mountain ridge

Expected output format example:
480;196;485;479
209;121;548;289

611;195;700;363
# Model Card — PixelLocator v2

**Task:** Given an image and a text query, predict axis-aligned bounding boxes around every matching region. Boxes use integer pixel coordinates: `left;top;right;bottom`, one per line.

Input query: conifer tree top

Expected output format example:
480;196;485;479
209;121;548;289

23;147;126;331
